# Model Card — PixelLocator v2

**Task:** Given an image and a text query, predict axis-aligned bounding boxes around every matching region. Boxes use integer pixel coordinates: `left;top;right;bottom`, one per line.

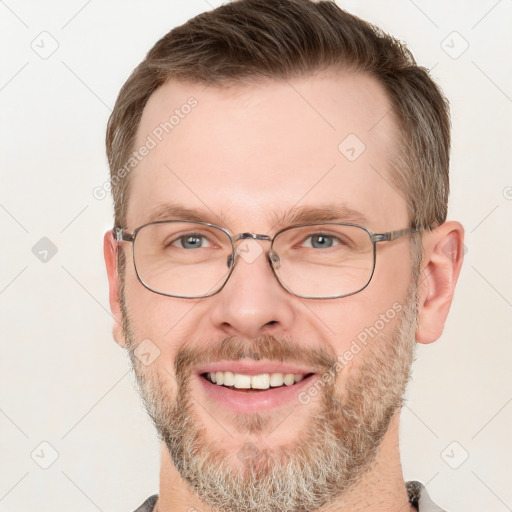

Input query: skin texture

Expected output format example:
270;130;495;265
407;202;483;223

104;72;464;512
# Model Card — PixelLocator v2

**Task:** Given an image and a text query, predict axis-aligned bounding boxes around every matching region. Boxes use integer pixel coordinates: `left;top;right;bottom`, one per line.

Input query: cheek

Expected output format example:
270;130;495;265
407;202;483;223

326;300;409;394
303;269;410;362
373;238;414;288
305;292;395;340
123;285;195;388
123;272;197;352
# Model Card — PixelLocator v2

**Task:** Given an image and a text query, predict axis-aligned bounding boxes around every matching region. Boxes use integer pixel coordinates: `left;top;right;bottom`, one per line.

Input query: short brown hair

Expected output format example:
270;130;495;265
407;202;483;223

106;0;450;237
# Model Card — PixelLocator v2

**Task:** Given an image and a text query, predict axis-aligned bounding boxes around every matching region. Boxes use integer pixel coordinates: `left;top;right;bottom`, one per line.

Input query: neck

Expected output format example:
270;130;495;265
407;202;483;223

155;411;414;512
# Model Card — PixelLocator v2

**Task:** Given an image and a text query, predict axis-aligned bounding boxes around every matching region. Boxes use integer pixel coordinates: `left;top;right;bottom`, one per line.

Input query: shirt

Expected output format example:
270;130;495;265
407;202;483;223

132;480;447;511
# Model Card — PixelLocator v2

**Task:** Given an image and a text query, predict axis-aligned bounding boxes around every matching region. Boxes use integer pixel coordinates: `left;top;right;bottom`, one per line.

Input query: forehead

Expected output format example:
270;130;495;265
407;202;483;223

127;72;408;231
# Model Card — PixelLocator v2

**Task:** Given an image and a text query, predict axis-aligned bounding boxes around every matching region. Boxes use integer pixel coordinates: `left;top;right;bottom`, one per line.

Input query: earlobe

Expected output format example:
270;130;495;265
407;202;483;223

103;230;127;348
416;221;465;344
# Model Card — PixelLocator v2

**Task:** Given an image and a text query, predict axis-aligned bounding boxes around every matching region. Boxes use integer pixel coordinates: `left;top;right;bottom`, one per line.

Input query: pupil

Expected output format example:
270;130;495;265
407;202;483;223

312;235;332;248
183;236;201;249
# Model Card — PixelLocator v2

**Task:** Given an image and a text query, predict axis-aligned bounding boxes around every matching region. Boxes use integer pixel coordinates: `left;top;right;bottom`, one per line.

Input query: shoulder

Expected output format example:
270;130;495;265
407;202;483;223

131;494;158;512
406;481;448;512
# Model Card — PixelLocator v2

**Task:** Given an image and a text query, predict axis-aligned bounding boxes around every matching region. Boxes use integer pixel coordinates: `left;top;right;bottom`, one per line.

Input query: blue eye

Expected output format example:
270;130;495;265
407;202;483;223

172;234;211;249
304;234;340;249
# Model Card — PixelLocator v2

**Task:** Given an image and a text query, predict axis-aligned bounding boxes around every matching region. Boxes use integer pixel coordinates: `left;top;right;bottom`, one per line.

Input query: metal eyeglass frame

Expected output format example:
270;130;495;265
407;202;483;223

113;220;421;300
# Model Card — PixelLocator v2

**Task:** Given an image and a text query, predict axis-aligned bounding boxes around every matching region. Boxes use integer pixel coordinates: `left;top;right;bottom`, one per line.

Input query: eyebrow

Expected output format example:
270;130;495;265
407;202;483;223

141;202;370;229
143;204;227;225
271;204;370;227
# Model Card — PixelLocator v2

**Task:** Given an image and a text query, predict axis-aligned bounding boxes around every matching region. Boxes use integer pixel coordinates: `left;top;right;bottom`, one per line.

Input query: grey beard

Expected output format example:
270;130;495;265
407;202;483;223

123;285;417;512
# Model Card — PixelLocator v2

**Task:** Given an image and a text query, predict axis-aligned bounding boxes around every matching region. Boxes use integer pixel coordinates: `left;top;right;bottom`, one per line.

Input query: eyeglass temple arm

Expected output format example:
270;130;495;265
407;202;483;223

372;227;421;243
113;227;134;243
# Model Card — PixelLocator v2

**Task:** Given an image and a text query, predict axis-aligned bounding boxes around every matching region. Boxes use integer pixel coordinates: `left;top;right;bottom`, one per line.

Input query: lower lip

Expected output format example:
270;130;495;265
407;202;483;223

196;373;317;413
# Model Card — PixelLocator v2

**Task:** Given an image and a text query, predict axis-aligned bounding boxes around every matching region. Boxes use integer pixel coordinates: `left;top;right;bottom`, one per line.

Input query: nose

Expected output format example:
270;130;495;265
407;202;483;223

207;240;296;339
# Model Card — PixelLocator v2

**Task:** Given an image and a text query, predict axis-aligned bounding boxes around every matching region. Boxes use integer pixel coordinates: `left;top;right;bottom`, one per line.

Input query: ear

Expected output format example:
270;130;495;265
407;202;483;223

416;221;465;344
103;230;127;348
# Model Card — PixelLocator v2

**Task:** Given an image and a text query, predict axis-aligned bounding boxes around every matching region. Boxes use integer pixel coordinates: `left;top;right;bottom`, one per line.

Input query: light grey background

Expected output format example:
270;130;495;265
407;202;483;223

1;1;511;511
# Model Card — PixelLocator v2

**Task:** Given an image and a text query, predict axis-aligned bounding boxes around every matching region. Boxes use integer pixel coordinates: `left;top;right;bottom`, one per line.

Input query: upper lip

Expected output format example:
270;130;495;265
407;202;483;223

195;360;319;377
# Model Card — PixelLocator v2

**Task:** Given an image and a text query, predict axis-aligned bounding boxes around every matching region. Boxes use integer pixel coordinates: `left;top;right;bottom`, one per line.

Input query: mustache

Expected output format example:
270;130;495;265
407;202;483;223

174;334;338;384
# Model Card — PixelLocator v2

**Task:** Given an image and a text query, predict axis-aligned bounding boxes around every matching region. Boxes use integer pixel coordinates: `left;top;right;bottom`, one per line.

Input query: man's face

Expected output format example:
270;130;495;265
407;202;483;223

118;73;418;511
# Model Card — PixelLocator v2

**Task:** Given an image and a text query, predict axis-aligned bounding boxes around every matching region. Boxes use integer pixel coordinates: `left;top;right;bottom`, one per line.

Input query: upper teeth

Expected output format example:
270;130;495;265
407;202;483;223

208;371;304;389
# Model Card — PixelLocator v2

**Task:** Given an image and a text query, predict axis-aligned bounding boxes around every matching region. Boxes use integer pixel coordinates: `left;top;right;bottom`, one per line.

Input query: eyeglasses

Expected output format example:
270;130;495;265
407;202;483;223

114;220;420;300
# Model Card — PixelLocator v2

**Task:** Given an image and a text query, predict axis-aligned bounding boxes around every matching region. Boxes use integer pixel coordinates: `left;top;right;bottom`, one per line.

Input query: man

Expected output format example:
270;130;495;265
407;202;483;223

103;1;464;511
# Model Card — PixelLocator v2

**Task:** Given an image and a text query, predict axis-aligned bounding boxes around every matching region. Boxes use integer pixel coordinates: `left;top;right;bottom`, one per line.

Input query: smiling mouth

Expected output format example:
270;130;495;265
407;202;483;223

200;371;315;392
